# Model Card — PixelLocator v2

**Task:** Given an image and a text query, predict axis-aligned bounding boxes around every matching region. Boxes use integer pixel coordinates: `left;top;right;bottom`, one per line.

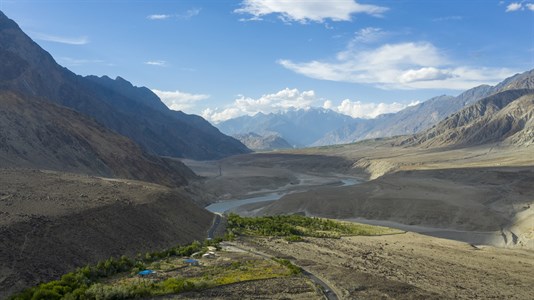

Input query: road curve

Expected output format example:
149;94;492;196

223;242;339;300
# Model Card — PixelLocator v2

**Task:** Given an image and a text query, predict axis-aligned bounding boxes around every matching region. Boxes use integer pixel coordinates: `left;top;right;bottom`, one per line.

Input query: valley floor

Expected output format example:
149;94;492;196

185;142;534;249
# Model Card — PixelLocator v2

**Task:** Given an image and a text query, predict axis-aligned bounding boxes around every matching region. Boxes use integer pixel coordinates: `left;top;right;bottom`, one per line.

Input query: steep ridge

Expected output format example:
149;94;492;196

316;86;496;145
0;91;196;186
0;11;249;160
494;69;534;91
399;89;534;148
355;71;533;143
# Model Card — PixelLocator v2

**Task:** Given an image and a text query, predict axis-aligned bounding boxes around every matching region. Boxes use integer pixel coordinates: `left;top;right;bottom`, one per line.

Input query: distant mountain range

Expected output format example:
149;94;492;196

0;11;249;161
217;108;355;147
216;70;534;148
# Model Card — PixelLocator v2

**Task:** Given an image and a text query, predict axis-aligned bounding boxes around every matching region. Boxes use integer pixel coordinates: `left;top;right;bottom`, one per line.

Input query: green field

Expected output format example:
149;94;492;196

227;213;403;239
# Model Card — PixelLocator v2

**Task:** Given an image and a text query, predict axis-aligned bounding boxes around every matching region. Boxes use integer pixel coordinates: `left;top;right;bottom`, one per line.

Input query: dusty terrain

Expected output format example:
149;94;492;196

167;277;321;300
0;169;213;298
240;233;534;299
188;142;534;249
184;153;358;206
258;166;534;247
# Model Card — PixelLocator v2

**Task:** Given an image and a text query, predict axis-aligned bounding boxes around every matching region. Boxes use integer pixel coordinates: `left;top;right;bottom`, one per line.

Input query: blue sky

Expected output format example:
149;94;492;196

1;0;533;122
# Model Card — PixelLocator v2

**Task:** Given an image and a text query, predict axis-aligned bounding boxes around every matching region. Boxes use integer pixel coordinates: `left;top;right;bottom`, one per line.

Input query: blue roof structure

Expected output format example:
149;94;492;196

138;269;154;276
184;259;199;265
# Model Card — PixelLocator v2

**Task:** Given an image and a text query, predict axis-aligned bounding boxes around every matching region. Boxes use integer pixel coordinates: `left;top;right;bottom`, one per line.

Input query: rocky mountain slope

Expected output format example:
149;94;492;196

0;170;213;298
399;89;534;148
0;91;196;186
316;87;496;145
0;11;249;160
0;11;220;297
233;132;293;151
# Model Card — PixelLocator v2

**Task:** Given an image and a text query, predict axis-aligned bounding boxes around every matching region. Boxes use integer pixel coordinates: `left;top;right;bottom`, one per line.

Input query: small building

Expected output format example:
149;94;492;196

138;269;155;276
202;252;215;259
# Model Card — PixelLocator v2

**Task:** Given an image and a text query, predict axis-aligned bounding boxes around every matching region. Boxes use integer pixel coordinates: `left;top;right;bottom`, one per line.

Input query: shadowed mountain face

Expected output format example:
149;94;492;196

0;11;249;160
0;91;197;186
398;89;534;148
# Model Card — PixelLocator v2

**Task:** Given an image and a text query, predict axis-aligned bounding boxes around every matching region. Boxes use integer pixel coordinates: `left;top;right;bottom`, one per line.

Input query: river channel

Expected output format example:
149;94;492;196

206;178;359;214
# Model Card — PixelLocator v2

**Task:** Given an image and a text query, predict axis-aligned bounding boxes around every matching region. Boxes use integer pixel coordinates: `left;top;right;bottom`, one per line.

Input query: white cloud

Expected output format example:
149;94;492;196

32;32;88;45
279;42;516;90
399;67;453;83
235;0;388;23
179;8;202;19
152;89;210;111
336;99;419;118
352;27;386;44
505;2;523;12
527;3;534;10
323;99;334;109
147;14;172;20
201;88;425;122
202;88;318;123
144;60;167;67
147;8;201;20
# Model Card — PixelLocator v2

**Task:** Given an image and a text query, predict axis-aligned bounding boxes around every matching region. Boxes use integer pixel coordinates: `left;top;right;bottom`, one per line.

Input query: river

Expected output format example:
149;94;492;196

206;178;360;214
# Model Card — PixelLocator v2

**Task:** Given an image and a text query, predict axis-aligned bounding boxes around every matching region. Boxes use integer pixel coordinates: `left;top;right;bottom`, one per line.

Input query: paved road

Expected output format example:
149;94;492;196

223;242;339;300
207;213;222;239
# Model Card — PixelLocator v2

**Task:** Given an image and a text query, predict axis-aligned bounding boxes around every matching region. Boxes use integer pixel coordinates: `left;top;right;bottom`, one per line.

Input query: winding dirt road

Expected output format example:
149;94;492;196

223;241;340;300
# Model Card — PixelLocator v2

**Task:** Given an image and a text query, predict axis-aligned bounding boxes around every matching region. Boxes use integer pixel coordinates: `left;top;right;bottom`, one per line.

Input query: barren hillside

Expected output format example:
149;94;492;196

0;91;196;187
400;89;534;148
0;170;213;298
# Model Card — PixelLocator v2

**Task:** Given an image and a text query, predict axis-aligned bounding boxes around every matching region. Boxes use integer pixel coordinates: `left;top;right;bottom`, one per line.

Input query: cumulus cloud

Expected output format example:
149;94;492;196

336;99;419;118
235;0;388;23
527;3;534;10
279;41;516;90
201;87;418;122
144;60;167;67
202;88;318;123
323;99;334;109
505;2;523;12
32;32;89;45
152;89;210;111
